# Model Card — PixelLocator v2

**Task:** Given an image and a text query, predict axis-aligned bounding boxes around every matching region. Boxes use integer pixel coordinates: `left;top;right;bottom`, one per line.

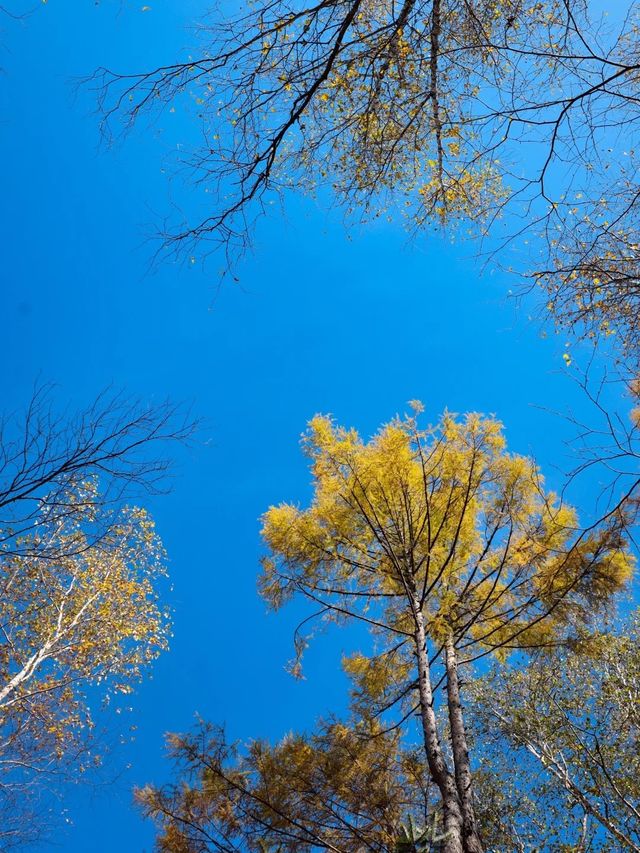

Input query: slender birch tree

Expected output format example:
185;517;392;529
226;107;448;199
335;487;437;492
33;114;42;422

0;388;192;847
469;611;640;852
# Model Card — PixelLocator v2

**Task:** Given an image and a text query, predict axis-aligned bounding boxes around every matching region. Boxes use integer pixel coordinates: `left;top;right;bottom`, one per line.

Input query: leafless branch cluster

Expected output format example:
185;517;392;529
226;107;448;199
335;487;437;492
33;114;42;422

0;384;195;559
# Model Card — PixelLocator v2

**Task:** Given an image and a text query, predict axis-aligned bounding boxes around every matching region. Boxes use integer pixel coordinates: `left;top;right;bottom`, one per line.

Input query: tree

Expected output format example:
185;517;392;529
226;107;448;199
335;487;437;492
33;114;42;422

98;1;640;365
0;387;193;848
138;406;633;853
469;610;640;852
137;715;426;853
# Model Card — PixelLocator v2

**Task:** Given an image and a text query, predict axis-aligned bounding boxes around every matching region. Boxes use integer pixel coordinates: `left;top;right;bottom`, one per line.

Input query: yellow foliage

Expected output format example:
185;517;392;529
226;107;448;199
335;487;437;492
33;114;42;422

261;406;633;667
0;477;170;772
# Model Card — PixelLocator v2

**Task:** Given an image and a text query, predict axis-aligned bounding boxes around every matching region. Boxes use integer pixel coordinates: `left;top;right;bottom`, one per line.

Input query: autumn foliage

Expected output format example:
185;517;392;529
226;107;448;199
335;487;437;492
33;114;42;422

140;407;633;853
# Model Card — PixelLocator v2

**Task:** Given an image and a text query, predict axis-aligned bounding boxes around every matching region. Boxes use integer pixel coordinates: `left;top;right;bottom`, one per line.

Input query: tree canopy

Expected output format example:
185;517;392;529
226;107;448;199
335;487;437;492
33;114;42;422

4;3;640;847
0;389;193;848
470;610;640;851
99;1;640;366
139;406;634;853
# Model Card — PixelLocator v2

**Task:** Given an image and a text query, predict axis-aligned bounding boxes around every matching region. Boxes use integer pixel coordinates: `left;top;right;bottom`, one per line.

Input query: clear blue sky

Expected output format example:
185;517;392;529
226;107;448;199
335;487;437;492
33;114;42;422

0;3;630;851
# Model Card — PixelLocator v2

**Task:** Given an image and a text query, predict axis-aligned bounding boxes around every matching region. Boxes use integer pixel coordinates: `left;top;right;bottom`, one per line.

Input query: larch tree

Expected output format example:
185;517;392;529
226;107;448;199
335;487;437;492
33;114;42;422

137;406;633;853
136;714;429;853
97;1;640;366
0;387;193;848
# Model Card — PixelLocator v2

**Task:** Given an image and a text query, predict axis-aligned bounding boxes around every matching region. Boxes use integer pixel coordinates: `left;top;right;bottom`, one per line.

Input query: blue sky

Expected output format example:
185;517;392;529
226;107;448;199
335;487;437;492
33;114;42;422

0;2;632;850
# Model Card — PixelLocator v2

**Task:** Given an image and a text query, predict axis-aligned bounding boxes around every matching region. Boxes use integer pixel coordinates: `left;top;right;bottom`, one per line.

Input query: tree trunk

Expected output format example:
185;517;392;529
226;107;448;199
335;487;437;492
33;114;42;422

444;633;484;853
412;604;464;853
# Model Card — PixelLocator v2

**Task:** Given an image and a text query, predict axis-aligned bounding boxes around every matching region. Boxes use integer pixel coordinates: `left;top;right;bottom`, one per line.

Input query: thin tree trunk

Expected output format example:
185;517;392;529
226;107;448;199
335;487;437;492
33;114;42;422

412;604;464;853
444;633;484;853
